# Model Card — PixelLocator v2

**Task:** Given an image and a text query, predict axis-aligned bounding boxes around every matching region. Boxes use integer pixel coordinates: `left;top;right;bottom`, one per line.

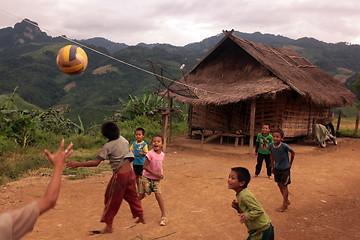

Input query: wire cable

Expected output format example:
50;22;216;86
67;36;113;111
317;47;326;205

0;8;232;98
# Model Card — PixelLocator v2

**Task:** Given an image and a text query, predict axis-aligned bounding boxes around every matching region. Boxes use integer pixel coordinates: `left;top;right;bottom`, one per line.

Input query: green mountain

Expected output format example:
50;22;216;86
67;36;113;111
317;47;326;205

82;37;128;54
0;20;359;127
0;20;186;127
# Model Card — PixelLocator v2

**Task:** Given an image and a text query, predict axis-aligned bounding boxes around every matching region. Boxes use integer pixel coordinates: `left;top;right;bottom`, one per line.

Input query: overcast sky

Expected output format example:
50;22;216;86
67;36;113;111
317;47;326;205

1;0;359;46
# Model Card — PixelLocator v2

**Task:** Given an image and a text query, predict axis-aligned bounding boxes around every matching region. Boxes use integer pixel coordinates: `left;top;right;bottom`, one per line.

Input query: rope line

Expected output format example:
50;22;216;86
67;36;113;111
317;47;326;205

0;8;234;98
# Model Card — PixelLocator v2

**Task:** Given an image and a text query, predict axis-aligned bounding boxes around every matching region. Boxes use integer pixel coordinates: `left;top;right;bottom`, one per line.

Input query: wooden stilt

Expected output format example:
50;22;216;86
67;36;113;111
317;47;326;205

161;113;169;152
169;98;173;144
157;107;176;153
249;99;256;153
336;110;342;133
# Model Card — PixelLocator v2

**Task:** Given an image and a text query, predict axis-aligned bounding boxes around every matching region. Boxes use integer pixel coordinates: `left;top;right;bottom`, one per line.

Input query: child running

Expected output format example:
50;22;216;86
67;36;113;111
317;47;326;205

254;124;273;178
268;129;295;212
228;167;274;240
138;135;168;226
130;128;149;188
66;121;145;234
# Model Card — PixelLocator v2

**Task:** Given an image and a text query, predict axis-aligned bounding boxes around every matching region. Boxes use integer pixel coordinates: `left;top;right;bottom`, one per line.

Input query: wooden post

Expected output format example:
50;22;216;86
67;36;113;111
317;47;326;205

168;97;173;144
161;113;169;152
187;104;193;138
249;99;256;153
336;110;342;132
354;105;360;136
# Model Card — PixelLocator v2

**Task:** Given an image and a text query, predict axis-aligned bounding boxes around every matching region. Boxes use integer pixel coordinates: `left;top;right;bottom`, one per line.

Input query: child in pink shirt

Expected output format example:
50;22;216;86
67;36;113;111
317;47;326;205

138;135;167;226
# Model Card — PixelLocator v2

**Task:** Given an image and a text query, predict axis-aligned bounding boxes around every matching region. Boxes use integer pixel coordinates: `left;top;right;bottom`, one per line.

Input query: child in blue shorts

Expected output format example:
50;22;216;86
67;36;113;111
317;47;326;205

268;129;295;212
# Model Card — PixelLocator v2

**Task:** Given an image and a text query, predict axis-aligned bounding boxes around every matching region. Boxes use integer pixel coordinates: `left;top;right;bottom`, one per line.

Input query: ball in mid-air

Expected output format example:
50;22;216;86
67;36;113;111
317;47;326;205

56;45;88;75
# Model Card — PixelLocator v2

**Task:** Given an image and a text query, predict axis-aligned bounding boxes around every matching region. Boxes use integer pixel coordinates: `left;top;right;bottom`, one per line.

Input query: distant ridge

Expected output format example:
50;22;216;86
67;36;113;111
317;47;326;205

81;37;128;54
0;19;359;126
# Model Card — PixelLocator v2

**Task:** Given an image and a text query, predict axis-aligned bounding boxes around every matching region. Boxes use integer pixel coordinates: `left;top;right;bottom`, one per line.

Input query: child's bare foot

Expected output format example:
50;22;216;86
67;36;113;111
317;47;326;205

276;204;287;212
89;226;113;235
287;200;291;205
160;216;168;226
101;225;113;234
267;176;272;179
135;216;146;224
253;175;259;178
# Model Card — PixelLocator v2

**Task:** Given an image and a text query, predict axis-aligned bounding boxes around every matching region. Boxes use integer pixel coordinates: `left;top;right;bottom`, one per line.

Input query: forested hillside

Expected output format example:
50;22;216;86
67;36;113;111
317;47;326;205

1;19;359;127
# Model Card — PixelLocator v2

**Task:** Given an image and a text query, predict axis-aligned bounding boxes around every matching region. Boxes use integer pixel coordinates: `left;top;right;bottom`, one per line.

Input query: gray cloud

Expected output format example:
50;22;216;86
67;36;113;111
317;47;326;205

1;0;360;46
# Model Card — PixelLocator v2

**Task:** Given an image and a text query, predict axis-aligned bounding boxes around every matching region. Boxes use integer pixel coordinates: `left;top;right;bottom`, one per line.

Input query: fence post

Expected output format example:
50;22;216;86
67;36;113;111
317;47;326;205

336;110;342;136
354;105;360;136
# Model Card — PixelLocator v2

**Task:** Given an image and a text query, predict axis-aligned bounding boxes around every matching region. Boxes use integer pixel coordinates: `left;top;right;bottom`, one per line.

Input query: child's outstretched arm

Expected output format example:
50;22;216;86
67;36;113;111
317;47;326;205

289;149;295;167
66;158;101;169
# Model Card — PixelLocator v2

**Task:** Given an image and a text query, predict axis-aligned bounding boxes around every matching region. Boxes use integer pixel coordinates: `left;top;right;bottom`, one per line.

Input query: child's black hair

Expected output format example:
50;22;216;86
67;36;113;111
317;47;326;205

101;121;120;141
262;123;270;128
135;128;145;135
152;135;164;143
272;129;284;138
231;167;251;188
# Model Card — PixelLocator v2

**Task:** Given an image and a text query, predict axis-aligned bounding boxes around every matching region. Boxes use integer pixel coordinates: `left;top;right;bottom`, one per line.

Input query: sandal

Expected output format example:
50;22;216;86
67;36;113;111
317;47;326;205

160;217;168;226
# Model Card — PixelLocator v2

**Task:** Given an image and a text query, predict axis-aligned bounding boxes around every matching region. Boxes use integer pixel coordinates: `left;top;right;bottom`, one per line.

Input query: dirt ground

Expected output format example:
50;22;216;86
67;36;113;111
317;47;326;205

1;136;360;240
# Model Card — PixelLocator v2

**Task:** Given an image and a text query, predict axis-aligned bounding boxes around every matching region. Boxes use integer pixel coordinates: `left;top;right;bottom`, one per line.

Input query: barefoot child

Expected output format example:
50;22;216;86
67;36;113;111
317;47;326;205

66;121;145;234
254;124;273;178
228;167;274;240
130;128;148;188
268;129;295;212
138;135;168;226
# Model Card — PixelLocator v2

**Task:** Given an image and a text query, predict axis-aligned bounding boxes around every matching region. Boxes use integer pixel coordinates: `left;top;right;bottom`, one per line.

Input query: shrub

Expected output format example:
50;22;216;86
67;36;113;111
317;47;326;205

67;134;104;149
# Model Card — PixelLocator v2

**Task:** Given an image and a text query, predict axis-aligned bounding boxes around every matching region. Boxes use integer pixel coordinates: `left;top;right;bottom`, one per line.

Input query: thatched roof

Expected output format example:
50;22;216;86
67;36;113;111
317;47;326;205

170;32;355;106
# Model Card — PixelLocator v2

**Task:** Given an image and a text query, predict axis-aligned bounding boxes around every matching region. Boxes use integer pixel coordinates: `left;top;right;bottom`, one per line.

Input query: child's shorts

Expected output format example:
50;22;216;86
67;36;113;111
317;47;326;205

247;223;274;240
133;165;143;176
274;168;291;185
139;176;162;194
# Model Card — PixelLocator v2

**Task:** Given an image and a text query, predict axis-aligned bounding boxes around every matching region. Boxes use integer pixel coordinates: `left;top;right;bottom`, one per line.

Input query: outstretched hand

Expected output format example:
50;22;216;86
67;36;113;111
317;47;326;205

44;139;73;168
38;139;73;215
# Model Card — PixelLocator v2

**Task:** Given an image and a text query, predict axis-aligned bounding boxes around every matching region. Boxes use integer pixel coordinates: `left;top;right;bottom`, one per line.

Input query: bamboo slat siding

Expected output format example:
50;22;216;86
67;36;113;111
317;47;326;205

189;92;332;138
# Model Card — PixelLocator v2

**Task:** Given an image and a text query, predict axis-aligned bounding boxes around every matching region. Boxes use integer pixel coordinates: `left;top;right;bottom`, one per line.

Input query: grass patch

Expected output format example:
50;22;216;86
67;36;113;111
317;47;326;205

0;116;189;185
62;149;110;180
333;117;360;138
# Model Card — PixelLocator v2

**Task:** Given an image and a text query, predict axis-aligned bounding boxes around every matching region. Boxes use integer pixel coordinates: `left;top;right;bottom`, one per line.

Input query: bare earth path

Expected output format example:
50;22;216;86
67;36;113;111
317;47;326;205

1;137;359;240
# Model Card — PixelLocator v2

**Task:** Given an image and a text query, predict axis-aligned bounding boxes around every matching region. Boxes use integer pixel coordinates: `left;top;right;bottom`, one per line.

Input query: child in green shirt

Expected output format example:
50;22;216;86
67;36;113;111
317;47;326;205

228;167;274;240
254;124;273;178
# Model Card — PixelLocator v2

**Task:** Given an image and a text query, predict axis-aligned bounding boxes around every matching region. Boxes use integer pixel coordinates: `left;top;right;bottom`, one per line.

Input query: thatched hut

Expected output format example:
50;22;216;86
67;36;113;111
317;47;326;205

168;31;355;146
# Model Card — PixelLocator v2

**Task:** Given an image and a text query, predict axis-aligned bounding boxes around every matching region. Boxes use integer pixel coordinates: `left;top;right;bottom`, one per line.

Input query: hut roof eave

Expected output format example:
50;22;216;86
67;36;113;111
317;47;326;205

170;32;355;107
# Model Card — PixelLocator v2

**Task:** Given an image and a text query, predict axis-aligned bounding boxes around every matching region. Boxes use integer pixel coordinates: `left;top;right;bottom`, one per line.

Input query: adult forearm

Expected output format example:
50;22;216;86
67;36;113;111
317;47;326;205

38;165;64;215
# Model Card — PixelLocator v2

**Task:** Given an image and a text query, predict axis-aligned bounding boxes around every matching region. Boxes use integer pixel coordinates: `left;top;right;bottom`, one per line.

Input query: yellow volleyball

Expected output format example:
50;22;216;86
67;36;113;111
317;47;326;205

56;45;88;75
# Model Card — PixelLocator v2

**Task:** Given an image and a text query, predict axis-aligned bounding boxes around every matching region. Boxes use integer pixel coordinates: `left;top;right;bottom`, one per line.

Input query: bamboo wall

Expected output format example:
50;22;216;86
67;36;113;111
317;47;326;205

188;91;332;138
276;92;331;138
